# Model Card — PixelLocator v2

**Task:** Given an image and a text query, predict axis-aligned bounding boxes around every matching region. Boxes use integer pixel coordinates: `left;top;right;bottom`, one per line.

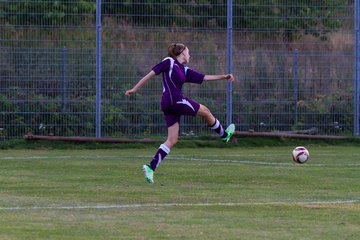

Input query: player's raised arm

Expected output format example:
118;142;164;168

125;70;156;96
203;74;235;82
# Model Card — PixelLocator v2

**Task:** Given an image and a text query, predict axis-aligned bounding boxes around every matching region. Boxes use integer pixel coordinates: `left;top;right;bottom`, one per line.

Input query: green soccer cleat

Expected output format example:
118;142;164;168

221;123;235;143
142;165;154;183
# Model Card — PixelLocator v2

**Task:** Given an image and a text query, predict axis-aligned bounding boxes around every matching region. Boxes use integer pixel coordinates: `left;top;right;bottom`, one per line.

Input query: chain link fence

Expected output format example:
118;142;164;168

0;1;358;140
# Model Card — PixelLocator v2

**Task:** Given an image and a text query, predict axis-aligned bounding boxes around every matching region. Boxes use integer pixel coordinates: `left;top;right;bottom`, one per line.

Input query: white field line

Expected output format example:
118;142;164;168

0;200;359;211
1;155;360;167
168;157;360;167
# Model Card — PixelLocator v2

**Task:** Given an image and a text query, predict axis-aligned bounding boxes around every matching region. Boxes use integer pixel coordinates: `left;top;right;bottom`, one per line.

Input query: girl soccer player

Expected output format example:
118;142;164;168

125;43;235;183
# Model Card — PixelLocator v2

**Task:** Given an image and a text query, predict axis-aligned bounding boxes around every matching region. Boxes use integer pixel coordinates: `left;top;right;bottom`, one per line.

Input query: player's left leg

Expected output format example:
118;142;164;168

143;123;179;183
150;123;178;170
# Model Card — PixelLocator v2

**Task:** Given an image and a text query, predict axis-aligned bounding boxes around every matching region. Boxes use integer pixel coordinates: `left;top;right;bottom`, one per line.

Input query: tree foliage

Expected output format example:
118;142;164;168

0;0;96;26
0;1;348;41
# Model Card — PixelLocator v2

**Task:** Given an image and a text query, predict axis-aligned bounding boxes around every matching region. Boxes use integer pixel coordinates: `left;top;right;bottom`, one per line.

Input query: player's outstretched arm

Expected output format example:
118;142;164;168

125;70;156;96
203;74;235;82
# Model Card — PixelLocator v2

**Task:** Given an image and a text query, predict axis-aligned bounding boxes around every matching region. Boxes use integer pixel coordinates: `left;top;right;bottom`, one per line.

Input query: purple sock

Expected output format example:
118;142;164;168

209;119;227;138
149;144;170;171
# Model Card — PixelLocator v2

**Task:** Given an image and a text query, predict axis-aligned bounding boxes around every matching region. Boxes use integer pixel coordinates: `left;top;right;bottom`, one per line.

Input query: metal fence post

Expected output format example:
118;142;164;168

226;0;233;126
62;46;67;112
96;0;102;138
354;0;360;137
293;49;299;127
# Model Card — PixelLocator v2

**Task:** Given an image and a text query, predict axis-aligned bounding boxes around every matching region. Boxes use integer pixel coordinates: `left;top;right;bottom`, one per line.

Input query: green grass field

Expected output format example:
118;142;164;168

1;144;360;239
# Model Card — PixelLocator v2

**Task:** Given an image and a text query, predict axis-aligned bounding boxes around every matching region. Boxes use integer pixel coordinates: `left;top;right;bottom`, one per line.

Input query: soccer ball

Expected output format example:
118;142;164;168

292;146;309;164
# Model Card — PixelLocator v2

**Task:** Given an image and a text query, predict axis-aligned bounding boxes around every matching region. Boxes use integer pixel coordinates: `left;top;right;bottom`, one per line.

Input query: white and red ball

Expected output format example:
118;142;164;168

292;146;309;164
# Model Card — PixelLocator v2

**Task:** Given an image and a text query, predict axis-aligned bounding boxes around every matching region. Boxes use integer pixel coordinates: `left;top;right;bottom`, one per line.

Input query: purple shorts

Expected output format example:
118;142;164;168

162;97;200;128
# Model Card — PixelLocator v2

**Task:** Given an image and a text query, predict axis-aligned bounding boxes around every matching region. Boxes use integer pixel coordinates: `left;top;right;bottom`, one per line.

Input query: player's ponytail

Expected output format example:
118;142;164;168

168;43;186;58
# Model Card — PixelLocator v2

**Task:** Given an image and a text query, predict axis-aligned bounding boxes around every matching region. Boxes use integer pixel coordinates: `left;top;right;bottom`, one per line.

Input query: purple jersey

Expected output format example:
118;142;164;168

152;57;205;127
152;57;205;111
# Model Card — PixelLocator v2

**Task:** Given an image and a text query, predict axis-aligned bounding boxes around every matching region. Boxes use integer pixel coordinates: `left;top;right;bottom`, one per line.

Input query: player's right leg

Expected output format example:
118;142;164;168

197;104;235;142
